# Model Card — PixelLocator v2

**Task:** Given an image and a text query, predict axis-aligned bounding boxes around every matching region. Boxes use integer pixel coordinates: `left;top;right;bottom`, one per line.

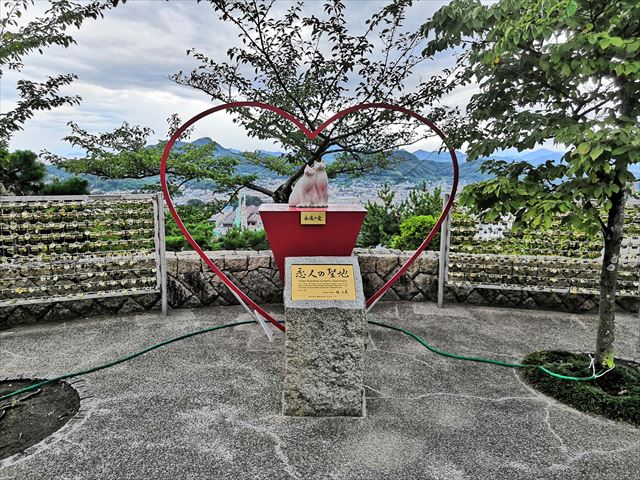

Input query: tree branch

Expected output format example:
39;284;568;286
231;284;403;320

243;181;274;197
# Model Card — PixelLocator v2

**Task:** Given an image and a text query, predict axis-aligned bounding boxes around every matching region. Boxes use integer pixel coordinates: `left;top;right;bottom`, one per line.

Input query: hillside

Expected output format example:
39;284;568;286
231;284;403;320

370;150;486;183
46;138;575;192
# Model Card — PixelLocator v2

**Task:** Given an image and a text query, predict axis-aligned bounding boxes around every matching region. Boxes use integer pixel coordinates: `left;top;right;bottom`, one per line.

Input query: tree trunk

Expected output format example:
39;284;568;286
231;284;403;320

595;189;627;369
595;75;636;370
272;163;307;203
271;152;325;203
272;182;294;204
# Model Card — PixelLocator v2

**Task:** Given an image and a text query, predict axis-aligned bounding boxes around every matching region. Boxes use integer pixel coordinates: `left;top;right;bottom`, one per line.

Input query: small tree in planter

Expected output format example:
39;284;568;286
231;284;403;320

422;0;639;370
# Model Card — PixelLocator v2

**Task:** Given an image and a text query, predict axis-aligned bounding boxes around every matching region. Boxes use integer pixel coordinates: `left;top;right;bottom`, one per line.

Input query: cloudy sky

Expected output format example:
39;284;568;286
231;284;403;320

2;0;493;156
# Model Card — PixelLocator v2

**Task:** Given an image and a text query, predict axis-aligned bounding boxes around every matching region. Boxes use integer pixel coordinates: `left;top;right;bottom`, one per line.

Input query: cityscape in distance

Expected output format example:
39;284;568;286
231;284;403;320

45;137;572;207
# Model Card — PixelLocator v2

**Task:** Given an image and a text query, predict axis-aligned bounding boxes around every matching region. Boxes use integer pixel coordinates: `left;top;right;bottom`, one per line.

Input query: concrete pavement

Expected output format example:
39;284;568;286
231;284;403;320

1;302;638;479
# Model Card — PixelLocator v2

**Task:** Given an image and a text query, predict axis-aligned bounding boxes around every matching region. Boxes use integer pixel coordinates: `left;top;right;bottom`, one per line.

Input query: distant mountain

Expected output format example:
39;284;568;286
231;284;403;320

371;150;486;183
255;149;284;157
190;137;214;147
165;137;242;158
412;149;431;160
226;146;283;157
520;148;565;164
410;149;467;163
485;148;566;166
47;137;575;192
45;164;74;180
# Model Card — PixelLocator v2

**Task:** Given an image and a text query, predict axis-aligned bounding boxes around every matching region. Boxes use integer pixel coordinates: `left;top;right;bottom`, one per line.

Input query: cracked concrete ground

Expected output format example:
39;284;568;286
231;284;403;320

1;301;639;480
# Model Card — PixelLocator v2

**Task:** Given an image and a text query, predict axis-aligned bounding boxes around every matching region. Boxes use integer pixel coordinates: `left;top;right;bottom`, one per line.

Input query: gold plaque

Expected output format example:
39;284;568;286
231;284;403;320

291;264;356;301
300;211;326;225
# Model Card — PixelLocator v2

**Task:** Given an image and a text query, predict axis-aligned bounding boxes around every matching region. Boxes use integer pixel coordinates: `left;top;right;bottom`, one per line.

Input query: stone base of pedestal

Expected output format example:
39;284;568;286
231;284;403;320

282;256;366;417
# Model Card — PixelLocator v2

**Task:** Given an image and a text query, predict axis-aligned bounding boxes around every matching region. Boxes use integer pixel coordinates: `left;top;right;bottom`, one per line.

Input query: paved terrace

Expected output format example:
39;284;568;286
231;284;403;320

1;302;639;480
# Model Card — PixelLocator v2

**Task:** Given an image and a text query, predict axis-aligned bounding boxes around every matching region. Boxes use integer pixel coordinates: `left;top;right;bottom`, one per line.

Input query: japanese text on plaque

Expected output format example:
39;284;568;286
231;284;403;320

290;264;356;300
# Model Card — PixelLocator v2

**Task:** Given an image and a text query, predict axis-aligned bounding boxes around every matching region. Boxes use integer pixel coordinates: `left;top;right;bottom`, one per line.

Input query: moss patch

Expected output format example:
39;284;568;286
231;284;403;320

521;351;640;426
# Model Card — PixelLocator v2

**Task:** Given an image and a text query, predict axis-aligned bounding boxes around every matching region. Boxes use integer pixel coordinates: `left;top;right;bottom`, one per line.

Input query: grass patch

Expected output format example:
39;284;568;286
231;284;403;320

521;350;640;426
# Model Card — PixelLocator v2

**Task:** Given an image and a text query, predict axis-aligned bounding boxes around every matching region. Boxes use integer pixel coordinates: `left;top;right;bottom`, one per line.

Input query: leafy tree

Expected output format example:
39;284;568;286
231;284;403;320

0;148;90;195
0;0;124;148
40;176;90;195
0;149;44;194
422;0;640;369
43;116;249;198
65;0;459;203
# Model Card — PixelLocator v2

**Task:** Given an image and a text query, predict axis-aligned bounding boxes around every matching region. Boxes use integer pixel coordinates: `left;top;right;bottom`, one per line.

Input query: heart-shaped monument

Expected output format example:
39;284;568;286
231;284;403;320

160;102;459;333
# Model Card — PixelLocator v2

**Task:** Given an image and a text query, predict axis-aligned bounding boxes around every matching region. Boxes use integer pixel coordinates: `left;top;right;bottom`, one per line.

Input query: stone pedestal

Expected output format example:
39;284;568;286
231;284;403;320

282;256;366;417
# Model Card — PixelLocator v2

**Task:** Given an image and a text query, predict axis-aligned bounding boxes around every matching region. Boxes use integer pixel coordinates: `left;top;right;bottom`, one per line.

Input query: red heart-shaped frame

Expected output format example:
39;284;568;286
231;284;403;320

160;102;459;333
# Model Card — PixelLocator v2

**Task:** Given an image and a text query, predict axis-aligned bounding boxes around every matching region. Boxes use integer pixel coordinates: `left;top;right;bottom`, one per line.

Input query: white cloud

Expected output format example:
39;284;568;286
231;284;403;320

3;0;471;156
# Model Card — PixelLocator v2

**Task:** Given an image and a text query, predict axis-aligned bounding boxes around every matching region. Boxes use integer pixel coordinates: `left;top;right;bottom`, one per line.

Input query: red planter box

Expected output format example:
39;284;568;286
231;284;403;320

259;204;367;282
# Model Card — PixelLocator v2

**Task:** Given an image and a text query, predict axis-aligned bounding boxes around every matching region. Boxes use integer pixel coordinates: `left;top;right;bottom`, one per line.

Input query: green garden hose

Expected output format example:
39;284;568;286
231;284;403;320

367;320;606;381
0;318;605;403
0;319;255;402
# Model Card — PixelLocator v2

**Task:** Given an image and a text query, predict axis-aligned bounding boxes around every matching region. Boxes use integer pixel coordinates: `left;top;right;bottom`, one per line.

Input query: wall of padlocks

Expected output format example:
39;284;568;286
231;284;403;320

445;201;640;297
1;193;638;327
0;195;167;310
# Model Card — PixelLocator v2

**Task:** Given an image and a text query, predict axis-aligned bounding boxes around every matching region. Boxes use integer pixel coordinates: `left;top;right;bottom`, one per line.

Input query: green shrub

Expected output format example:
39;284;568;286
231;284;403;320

390;215;439;251
358;183;443;248
39;176;90;195
211;227;269;251
522;350;640;426
165;219;215;251
166;235;188;251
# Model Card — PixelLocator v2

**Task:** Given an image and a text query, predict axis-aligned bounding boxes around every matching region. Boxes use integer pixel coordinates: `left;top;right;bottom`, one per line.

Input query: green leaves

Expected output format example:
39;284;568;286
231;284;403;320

566;0;578;18
1;0;122;146
390;215;439;251
610;36;624;48
590;145;604;161
0;75;81;148
599;36;612;49
577;143;590;155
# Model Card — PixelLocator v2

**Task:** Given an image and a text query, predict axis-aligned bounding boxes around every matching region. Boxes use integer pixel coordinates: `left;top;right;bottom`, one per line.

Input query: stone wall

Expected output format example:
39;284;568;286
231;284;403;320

166;249;440;309
1;249;636;329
